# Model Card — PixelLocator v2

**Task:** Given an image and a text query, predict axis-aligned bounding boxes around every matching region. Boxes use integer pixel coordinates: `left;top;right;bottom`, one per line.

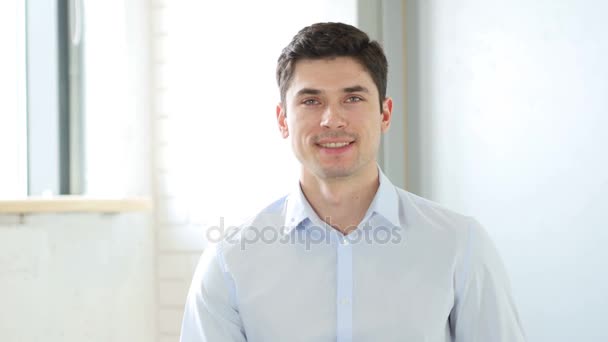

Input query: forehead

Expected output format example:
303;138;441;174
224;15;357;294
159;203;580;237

287;57;377;96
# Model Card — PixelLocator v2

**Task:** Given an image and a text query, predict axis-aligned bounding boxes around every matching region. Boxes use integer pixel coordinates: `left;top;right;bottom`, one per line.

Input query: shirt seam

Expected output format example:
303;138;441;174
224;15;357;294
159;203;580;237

215;242;239;311
456;217;475;301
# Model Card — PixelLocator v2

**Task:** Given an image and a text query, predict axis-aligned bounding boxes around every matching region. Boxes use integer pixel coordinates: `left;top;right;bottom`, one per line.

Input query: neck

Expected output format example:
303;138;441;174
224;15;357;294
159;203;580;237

300;165;380;235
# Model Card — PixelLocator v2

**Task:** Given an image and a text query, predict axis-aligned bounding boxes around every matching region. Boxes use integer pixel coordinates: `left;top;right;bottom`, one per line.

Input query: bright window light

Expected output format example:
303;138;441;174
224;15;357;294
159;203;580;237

0;0;27;198
158;0;357;229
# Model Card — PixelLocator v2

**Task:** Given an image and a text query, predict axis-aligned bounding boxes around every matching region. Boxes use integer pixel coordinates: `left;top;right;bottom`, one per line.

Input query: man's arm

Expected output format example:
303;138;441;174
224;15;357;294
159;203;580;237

180;244;247;342
450;218;526;341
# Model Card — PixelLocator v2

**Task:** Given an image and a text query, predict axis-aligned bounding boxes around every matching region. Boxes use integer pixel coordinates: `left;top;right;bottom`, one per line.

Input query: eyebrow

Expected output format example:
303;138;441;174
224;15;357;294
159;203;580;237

295;88;322;97
294;85;370;97
343;85;370;94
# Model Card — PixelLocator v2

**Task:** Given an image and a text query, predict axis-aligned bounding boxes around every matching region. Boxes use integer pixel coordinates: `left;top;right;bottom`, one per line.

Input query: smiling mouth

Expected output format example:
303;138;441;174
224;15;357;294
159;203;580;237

318;141;353;148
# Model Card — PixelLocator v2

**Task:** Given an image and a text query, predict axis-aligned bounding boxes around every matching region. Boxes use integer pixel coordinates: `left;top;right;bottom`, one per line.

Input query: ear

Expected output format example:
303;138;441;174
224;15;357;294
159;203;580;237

380;97;393;133
276;103;289;138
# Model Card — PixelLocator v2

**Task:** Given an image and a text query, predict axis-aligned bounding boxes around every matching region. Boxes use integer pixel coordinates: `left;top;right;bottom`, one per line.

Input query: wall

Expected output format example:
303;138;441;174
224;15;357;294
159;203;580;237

0;0;156;340
406;0;608;340
0;213;155;341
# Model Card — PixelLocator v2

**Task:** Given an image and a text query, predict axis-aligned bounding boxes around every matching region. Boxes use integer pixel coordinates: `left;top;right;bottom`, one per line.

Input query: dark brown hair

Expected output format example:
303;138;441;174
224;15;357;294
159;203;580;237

276;22;388;111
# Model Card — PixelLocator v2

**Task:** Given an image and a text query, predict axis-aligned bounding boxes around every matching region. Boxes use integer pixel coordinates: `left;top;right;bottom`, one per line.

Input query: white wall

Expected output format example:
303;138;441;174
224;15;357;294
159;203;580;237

406;0;608;340
0;213;155;342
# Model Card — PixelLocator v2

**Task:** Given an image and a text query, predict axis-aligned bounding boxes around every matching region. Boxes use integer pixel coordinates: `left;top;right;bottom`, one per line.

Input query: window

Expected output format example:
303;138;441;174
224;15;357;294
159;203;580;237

0;0;27;198
1;0;86;198
154;0;358;230
0;0;145;198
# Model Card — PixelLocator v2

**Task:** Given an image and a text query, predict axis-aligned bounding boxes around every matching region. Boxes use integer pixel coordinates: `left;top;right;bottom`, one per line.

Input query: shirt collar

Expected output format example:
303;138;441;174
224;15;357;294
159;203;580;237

283;181;316;235
367;168;401;228
282;166;401;235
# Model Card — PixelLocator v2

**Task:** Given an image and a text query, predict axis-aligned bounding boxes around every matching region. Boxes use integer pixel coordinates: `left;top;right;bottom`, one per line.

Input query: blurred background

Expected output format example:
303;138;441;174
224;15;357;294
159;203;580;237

1;0;607;341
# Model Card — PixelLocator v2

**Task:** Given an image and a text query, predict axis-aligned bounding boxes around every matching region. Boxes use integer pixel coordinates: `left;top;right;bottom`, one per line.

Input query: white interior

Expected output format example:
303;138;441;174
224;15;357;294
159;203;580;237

406;1;608;340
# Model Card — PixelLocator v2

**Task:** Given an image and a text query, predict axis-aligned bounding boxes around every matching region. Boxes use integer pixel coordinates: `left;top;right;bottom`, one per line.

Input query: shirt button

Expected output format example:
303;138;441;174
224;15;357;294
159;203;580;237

340;298;350;305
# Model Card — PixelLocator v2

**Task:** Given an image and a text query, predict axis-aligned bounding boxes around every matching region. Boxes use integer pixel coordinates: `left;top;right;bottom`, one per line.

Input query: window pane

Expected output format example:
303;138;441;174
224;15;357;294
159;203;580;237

0;0;27;198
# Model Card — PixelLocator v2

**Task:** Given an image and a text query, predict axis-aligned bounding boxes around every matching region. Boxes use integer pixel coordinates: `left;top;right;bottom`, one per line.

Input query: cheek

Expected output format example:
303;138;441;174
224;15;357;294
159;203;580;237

361;124;383;148
290;118;317;138
287;126;309;149
355;117;382;135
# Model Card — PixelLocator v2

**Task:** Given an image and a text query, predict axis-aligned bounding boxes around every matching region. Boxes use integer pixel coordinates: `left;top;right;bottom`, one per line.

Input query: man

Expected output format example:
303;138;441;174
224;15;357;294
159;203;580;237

180;22;525;341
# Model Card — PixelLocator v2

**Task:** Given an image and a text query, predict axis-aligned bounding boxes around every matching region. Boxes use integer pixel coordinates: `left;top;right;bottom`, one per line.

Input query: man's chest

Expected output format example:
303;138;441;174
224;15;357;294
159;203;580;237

232;241;456;342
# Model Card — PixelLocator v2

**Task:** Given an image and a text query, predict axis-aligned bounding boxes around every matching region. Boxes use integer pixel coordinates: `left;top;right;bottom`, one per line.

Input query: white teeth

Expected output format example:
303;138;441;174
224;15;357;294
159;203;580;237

320;142;350;148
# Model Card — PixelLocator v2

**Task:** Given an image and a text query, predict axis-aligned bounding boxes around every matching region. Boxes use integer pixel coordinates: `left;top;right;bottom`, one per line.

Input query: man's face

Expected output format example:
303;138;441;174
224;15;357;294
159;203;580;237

277;57;392;180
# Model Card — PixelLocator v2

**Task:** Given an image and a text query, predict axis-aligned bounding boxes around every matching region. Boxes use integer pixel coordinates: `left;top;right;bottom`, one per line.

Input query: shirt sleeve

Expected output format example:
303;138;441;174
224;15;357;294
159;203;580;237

449;218;527;342
179;243;247;342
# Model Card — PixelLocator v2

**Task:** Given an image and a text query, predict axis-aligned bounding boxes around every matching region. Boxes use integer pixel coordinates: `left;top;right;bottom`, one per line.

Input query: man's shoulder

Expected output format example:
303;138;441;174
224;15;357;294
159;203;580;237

394;187;473;234
214;195;290;252
257;194;290;216
391;187;484;262
244;194;290;228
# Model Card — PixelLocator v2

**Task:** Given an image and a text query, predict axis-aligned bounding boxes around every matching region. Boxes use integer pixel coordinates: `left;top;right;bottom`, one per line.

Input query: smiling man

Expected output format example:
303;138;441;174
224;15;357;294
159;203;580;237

180;22;526;342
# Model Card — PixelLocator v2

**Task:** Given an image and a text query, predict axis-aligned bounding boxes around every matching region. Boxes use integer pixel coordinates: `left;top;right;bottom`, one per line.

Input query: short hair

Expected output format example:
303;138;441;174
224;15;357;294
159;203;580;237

276;22;388;111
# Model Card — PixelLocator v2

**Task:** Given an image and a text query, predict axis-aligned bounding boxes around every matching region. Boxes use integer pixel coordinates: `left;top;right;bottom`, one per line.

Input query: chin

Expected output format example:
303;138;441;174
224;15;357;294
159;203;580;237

316;164;359;179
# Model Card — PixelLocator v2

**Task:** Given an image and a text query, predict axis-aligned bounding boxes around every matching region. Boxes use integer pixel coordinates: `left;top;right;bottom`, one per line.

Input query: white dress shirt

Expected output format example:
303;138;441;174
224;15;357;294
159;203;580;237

180;169;526;341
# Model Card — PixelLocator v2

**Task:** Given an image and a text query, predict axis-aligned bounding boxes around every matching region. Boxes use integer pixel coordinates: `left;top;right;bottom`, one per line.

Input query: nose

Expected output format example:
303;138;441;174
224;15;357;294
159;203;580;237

320;104;347;129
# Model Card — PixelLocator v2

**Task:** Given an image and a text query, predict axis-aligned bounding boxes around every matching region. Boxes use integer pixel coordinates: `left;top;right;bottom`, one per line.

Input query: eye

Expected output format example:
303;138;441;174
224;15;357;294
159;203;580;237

345;96;363;103
302;98;320;105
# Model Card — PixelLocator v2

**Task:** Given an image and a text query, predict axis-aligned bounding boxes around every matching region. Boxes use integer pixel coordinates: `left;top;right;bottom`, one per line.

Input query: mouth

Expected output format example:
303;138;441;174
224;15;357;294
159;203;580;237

315;140;355;154
317;141;353;149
